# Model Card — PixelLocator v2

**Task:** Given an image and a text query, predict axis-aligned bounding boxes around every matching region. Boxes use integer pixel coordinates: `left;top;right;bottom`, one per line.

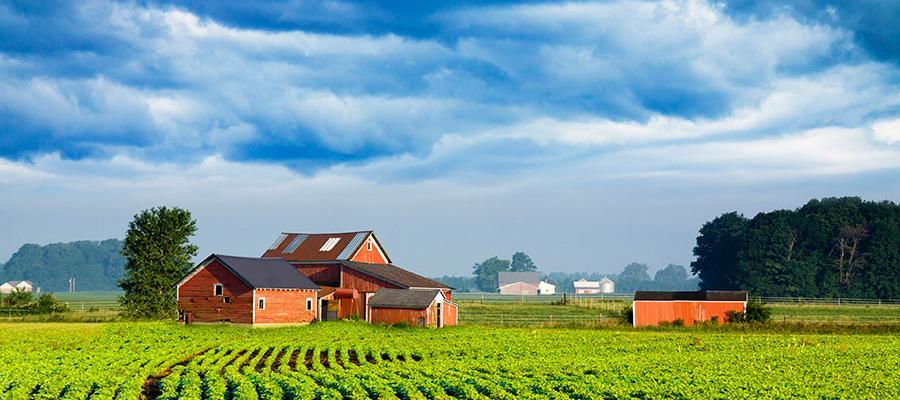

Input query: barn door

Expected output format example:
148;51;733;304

437;303;443;327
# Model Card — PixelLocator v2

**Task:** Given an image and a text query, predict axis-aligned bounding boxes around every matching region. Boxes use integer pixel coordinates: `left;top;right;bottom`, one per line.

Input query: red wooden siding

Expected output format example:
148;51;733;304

350;236;388;264
633;301;746;327
370;307;428;326
341;267;402;292
177;260;254;324
443;302;458;326
254;289;317;325
294;264;341;286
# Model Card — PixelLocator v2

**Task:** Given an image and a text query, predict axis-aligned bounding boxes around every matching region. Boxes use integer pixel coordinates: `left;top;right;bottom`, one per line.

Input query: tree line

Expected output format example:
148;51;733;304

692;197;900;299
437;253;698;293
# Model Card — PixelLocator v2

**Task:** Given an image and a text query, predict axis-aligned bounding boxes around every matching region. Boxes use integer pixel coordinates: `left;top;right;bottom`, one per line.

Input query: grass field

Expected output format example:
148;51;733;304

0;322;898;399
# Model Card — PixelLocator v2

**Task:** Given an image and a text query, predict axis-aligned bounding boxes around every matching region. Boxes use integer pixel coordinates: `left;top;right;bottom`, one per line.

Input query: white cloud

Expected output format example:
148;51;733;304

872;118;900;144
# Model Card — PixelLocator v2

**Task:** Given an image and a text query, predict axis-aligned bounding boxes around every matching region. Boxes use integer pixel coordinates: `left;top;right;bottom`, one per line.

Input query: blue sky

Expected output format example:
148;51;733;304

1;0;899;276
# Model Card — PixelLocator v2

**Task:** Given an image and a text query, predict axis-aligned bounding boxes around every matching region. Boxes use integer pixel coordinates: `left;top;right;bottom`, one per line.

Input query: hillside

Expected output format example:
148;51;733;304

0;239;125;292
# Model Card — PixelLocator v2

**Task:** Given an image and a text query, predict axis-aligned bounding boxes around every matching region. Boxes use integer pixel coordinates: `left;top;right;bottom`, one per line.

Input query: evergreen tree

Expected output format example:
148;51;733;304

118;206;197;319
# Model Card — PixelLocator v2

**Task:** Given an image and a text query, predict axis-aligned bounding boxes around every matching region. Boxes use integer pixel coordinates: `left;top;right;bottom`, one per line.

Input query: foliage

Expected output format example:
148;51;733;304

3;288;33;307
0;290;70;314
616;262;652;293
692;197;900;298
0;239;125;291
510;251;538;272
744;298;772;323
0;322;897;399
119;206;198;319
471;256;510;292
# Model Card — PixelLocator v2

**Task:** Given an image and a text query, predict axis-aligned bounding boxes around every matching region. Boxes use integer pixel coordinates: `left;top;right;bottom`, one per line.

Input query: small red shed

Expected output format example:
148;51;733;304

176;254;320;326
368;288;458;327
632;291;748;327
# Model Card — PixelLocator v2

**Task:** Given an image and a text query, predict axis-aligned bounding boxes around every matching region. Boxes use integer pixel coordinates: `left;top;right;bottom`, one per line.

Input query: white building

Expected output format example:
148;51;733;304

0;280;34;294
573;278;601;294
599;277;615;294
537;281;556;295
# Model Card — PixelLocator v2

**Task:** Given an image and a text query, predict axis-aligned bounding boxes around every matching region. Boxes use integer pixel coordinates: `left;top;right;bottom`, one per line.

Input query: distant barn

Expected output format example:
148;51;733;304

632;291;748;327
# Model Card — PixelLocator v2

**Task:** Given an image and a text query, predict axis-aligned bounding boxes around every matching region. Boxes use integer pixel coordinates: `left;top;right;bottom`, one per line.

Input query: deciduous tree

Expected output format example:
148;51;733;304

118;206;197;319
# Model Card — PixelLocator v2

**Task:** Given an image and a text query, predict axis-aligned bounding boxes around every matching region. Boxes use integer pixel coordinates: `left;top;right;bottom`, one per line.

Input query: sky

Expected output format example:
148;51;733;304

1;0;899;277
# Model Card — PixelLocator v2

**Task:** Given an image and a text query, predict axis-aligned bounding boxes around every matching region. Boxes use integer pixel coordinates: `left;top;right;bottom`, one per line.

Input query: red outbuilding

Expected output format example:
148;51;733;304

176;254;320;326
632;291;748;327
367;288;458;327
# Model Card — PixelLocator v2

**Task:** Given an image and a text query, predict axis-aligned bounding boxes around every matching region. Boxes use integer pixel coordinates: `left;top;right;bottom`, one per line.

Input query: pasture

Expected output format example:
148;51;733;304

0;322;898;399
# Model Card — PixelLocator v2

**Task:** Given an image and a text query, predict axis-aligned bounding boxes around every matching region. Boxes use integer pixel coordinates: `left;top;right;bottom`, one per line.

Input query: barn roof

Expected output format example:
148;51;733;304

498;271;541;286
261;231;391;263
368;288;441;309
181;254;320;290
573;278;600;288
341;261;453;289
633;291;748;301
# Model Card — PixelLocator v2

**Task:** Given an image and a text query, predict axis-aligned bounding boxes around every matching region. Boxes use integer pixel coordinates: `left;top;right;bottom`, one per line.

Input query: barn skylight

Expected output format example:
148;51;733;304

320;237;341;251
268;233;287;250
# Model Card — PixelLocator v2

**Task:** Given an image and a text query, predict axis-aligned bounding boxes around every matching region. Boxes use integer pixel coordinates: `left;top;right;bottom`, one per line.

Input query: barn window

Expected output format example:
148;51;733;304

306;298;313;311
258;298;266;310
223;297;231;304
320;237;341;251
367;240;373;251
214;284;223;296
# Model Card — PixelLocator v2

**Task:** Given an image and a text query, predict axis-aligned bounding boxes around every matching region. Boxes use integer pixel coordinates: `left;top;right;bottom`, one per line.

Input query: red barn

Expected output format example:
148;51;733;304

368;288;457;327
632;291;748;327
262;231;457;326
176;254;320;325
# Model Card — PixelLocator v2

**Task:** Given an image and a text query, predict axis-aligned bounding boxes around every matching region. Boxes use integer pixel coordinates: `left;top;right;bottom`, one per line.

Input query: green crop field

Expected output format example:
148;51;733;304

1;322;898;399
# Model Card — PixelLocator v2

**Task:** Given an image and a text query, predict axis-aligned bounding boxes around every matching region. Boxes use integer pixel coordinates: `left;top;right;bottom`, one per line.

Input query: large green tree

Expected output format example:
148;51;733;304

510;251;537;272
691;212;748;291
118;206;198;319
693;198;900;298
472;256;510;292
617;262;652;293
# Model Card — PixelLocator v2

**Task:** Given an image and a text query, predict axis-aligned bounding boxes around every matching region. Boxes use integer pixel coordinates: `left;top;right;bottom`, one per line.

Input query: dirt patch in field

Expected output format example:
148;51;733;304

347;350;361;366
269;347;287;372
304;349;314;370
254;347;275;372
287;348;302;371
140;348;210;400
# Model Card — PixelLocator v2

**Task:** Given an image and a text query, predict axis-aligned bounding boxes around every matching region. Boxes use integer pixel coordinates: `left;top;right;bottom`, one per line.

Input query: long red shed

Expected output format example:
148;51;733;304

176;254;320;326
632;291;748;327
368;288;458;327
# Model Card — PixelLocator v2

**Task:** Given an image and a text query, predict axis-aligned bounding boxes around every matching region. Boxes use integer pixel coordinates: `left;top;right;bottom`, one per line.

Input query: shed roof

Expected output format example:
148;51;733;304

5;280;33;286
261;231;391;263
182;254;320;290
633;291;748;301
341;261;452;289
498;271;541;286
368;288;441;309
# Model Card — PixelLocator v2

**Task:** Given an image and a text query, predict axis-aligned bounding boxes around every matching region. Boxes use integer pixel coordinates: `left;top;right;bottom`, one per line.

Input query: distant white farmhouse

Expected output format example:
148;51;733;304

573;277;615;294
498;272;555;295
0;280;34;294
537;281;556;295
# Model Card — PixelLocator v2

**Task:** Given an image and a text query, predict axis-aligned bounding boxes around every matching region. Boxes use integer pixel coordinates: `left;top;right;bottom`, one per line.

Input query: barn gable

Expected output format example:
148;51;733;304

262;231;391;264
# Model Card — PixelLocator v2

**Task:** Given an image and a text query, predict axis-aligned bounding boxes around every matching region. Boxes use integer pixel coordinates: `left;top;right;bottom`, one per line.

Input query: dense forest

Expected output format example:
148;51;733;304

0;239;125;292
693;197;900;299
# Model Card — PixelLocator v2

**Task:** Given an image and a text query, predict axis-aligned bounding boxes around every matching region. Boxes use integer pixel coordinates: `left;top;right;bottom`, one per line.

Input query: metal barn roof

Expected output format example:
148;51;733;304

498;271;541;286
194;254;320;290
368;288;442;309
261;231;391;263
633;291;748;301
